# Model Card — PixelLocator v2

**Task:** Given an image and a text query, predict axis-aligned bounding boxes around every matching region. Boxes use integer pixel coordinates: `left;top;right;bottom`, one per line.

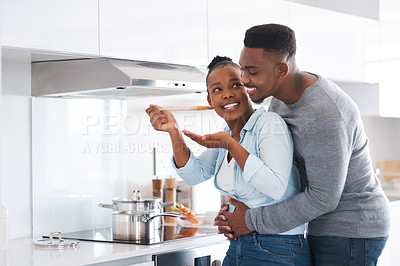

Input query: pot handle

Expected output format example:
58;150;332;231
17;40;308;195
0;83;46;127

98;203;114;209
142;212;185;222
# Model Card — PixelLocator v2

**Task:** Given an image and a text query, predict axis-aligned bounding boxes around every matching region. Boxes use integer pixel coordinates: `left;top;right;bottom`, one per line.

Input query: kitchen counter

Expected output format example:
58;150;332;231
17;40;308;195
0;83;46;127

2;233;228;266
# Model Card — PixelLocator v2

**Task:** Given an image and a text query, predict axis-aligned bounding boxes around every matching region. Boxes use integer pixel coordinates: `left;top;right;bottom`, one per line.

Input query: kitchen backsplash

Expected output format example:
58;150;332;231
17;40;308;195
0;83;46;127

32;94;224;237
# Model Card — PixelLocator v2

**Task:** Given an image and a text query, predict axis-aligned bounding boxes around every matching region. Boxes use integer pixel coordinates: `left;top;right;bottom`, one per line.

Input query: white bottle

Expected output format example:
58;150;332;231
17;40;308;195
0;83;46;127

1;205;8;251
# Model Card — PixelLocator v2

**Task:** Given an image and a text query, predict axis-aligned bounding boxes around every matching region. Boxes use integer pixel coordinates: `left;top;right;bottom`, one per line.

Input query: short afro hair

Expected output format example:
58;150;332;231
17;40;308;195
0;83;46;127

244;24;296;59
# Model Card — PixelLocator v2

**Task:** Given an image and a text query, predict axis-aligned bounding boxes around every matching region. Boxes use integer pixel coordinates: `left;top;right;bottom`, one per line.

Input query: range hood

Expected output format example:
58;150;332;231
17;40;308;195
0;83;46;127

32;57;207;99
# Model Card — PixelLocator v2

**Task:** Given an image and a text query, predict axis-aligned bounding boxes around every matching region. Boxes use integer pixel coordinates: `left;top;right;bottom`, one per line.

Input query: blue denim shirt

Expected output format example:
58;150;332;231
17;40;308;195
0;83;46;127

173;107;304;235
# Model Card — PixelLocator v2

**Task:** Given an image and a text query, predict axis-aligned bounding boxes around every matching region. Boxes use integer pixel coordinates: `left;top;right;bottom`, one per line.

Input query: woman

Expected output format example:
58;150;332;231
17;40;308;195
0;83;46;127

146;56;310;265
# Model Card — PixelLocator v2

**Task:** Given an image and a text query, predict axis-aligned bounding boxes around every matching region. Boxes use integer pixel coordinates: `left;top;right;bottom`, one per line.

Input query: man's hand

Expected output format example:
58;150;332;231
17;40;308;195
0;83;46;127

214;197;252;240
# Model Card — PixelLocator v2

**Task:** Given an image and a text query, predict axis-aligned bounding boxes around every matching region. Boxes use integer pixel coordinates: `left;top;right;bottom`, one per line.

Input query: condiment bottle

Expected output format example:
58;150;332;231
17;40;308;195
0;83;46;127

164;178;176;223
152;178;163;198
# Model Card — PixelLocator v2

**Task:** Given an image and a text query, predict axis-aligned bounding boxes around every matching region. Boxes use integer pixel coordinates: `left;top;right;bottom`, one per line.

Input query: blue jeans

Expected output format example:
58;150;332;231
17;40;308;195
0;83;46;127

222;233;311;266
308;235;388;266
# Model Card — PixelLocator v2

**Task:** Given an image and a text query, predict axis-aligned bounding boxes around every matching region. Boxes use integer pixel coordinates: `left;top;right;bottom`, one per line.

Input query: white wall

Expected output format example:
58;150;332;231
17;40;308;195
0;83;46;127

336;82;380;117
0;58;32;239
284;0;379;19
32;98;130;237
362;116;400;168
0;0;4;254
379;0;400;117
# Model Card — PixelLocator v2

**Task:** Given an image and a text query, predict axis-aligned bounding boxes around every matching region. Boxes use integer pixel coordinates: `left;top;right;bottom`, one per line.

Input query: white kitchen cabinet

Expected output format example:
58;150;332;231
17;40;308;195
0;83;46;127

86;257;154;266
0;0;99;55
285;0;379;20
208;0;290;63
287;2;380;83
208;1;379;83
99;0;208;65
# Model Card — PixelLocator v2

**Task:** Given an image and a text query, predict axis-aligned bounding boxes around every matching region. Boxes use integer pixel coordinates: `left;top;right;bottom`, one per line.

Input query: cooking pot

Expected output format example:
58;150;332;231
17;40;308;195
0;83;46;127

112;210;183;240
99;189;172;229
99;189;181;240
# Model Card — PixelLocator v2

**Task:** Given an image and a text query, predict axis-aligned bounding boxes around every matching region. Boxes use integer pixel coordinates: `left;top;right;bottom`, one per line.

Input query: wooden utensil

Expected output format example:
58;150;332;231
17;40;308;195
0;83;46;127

159;106;213;111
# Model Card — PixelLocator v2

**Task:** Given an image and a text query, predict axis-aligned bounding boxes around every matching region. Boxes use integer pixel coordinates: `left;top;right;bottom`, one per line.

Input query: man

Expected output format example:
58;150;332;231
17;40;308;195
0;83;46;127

214;24;390;265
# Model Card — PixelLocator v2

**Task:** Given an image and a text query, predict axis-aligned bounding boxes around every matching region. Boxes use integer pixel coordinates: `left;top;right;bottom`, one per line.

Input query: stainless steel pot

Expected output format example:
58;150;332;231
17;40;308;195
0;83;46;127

112;211;183;240
99;189;181;240
100;189;161;229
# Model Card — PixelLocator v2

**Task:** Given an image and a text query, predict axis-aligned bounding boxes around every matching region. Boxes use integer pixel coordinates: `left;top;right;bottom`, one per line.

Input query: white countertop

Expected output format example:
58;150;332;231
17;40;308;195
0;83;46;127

2;233;227;266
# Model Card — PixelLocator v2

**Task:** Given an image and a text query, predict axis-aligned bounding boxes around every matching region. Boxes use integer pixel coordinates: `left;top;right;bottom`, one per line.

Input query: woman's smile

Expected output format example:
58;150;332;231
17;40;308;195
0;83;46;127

221;101;240;111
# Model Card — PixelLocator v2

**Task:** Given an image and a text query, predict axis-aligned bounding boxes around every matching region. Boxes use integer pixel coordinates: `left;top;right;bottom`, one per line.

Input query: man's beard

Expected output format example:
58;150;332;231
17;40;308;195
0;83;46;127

251;96;265;104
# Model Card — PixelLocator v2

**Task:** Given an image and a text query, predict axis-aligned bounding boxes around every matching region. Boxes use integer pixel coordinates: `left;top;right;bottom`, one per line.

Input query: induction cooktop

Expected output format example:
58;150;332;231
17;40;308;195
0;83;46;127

45;224;217;245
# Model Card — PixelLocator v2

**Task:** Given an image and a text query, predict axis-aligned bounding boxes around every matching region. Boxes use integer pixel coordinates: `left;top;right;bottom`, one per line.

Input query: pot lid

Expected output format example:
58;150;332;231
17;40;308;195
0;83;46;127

33;232;79;249
112;197;162;203
112;189;162;203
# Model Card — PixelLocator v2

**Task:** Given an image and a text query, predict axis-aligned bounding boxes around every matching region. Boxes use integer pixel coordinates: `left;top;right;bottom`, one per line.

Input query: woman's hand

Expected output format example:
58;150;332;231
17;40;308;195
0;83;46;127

146;104;189;168
183;130;249;171
214;197;252;240
145;104;178;133
182;130;233;150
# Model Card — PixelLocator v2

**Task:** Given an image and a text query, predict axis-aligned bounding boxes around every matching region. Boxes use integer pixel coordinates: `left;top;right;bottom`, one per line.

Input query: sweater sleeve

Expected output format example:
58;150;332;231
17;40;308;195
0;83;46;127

245;114;352;233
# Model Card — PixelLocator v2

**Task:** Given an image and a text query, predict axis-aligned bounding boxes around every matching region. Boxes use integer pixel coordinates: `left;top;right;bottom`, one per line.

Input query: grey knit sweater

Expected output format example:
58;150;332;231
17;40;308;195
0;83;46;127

245;74;390;238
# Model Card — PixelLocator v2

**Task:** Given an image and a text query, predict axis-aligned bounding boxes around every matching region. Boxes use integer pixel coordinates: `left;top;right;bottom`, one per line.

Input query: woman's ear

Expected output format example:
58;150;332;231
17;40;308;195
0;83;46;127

207;95;212;107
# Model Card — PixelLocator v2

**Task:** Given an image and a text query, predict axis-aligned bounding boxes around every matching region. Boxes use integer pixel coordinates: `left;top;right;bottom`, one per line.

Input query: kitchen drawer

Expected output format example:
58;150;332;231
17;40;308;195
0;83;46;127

152;242;228;266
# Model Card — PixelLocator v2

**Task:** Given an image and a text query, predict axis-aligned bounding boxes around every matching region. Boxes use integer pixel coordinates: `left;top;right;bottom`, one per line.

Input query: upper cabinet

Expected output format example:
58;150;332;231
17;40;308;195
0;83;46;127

98;0;208;66
208;0;290;64
287;2;380;83
0;0;99;55
208;1;379;83
284;0;379;20
1;0;380;84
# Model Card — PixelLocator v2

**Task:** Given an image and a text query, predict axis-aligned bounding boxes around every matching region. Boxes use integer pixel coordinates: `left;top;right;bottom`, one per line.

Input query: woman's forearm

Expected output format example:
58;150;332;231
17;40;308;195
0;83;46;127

169;128;190;168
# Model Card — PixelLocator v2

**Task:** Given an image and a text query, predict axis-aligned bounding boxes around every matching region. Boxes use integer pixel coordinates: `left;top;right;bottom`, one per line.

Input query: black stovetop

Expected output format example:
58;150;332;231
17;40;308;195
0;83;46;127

47;224;217;245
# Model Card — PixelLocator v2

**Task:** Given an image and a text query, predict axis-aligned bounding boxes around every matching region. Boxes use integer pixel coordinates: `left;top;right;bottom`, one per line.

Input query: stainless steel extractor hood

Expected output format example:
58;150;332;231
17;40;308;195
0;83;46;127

31;57;207;99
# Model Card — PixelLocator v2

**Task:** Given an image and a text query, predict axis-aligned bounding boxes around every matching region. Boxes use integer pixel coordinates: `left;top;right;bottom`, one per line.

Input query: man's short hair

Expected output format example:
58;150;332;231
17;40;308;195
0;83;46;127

244;24;296;59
